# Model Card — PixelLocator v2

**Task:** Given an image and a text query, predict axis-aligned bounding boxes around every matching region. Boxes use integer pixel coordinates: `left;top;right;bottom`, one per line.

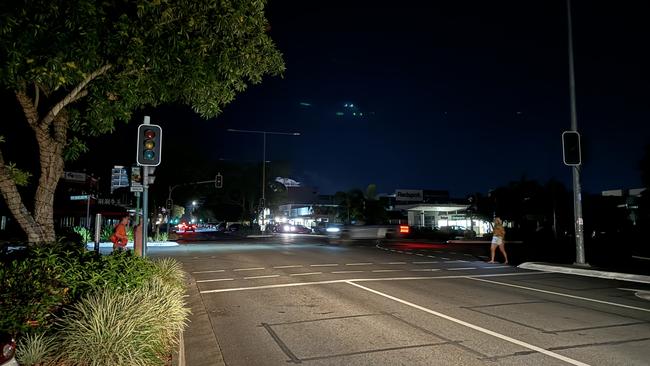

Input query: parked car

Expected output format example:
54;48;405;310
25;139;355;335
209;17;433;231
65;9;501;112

0;333;17;366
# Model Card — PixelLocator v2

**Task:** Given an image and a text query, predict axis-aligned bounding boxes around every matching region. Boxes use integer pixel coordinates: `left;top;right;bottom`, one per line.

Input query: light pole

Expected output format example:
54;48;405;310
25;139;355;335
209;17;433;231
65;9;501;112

566;0;587;266
227;128;300;230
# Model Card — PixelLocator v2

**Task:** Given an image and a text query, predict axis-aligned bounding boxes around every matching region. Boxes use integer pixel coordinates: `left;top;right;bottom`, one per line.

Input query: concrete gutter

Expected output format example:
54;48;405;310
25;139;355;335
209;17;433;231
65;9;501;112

176;276;226;366
519;262;650;284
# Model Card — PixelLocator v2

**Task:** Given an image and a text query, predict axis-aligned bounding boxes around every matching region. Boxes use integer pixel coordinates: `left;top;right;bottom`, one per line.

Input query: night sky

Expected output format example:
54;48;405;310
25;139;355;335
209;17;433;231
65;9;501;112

74;0;650;197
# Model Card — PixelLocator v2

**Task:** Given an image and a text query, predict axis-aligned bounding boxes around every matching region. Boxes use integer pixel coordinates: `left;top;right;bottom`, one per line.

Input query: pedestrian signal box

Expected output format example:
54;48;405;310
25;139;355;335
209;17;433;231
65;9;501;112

136;124;162;166
562;131;581;166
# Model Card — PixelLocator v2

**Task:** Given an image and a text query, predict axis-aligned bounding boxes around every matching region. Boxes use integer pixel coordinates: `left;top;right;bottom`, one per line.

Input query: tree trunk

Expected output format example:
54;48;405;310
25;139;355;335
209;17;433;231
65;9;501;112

33;127;65;243
0;162;47;244
0;93;68;245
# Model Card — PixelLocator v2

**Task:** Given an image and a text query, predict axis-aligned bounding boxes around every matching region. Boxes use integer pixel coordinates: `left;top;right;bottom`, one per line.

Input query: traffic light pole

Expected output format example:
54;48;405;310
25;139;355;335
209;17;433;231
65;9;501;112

142;166;149;257
567;0;586;266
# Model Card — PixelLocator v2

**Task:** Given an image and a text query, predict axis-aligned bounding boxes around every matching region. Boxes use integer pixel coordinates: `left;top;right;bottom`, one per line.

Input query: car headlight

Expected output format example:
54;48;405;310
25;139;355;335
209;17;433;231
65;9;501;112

326;227;340;233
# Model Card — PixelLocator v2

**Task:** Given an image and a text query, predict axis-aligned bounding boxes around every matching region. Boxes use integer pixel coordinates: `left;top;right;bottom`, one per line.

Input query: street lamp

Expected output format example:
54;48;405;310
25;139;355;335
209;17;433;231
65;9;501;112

227;128;301;230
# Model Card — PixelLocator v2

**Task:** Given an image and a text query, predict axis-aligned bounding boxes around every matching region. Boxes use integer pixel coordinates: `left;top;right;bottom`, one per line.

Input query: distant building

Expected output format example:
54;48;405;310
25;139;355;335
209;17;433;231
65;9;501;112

385;189;492;236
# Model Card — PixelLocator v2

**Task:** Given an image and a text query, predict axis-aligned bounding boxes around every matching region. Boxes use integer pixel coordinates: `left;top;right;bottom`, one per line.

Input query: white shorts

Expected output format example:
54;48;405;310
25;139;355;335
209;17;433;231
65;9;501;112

491;236;503;246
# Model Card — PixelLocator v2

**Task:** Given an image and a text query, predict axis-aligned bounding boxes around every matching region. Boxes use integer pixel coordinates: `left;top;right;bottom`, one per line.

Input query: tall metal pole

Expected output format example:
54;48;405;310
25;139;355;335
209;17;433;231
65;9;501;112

567;0;586;265
226;129;300;230
141;116;151;258
262;132;266;226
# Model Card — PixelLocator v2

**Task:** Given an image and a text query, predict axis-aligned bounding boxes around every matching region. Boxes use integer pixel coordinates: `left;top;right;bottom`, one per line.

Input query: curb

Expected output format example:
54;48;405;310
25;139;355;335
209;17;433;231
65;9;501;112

519;262;650;284
181;275;226;366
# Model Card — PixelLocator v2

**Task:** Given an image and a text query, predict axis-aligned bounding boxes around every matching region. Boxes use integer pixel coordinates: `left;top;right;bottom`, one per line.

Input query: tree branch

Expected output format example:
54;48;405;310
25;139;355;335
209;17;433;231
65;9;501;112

41;64;112;128
34;83;40;110
15;92;40;128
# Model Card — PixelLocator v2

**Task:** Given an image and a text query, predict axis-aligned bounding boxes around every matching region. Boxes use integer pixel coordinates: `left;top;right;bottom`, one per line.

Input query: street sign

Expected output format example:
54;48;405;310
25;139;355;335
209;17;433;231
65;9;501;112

130;186;144;192
70;195;90;201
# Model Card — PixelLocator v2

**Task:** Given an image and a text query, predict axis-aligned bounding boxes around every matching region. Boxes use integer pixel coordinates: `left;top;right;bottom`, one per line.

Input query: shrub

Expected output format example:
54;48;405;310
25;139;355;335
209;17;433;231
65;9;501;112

16;332;58;366
72;226;92;243
153;231;169;242
57;277;189;366
1;248;155;336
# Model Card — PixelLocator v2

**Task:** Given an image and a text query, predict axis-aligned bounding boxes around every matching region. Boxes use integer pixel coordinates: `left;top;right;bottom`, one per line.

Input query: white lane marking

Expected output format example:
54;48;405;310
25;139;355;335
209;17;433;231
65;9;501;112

196;278;235;283
346;281;590;366
428;256;437;258
416;254;425;256
440;257;450;260
200;272;547;293
346;262;373;266
273;265;303;269
411;269;441;272
483;266;511;269
192;270;225;274
310;263;339;267
397;251;405;253
244;275;280;280
449;260;468;263
372;270;402;273
332;270;364;274
233;267;265;272
447;267;477;271
413;261;439;264
290;272;323;276
182;294;190;298
468;277;650;313
383;262;407;265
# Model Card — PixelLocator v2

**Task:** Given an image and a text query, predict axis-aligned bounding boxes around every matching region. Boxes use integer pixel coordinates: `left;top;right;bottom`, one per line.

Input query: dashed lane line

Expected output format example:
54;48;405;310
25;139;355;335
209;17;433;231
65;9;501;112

447;267;477;271
383;262;407;265
196;278;235;283
192;270;225;274
411;269;441;272
413;261;439;264
233;267;265;272
273;265;303;269
290;272;323;276
244;275;280;280
483;266;511;269
310;263;339;267
372;269;403;273
332;271;365;274
346;262;373;266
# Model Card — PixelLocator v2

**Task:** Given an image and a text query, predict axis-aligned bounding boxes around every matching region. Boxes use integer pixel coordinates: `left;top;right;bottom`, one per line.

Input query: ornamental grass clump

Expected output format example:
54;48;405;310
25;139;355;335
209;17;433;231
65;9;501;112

56;269;189;366
16;332;59;366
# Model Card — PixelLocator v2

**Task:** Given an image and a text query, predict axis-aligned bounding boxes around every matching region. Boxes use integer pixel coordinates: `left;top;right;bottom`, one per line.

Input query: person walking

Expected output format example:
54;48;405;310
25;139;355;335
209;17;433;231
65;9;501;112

488;217;508;264
110;215;130;251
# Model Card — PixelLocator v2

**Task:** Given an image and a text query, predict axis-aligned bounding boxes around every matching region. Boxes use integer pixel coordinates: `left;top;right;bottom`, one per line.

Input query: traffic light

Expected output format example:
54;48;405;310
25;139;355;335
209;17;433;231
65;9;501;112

562;131;581;166
215;173;223;189
136;124;162;166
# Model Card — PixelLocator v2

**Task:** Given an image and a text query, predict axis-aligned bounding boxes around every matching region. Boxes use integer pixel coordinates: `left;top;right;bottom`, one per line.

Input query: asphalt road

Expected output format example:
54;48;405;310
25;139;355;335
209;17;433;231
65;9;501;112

149;236;650;366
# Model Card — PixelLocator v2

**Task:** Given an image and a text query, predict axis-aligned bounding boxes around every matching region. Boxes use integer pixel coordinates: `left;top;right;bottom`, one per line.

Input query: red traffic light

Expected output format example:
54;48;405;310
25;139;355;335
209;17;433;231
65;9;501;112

144;129;156;139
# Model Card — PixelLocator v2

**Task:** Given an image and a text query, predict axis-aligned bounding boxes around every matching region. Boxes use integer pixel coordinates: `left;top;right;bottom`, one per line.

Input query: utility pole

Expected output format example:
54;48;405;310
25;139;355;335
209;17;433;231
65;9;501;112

567;0;587;266
226;129;300;231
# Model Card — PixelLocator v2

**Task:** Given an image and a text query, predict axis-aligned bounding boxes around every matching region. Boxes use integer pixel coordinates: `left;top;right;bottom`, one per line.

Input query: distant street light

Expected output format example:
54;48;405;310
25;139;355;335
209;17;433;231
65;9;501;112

227;128;301;230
